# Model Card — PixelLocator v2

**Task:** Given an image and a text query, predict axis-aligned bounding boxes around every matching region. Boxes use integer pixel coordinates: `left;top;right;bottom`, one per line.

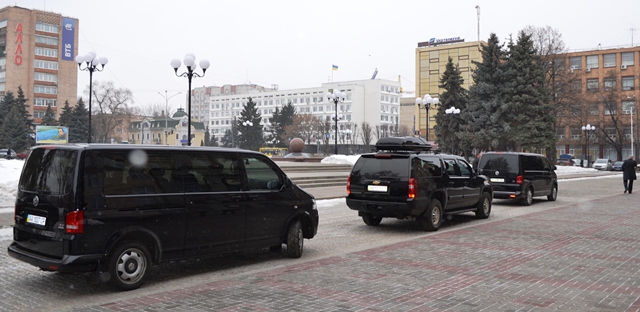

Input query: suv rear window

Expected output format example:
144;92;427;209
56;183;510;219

478;154;519;173
352;155;409;179
19;148;78;195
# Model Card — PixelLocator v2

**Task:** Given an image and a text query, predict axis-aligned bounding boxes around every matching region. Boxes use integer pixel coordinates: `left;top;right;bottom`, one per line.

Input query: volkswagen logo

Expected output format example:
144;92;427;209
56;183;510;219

33;196;40;207
494;171;499;176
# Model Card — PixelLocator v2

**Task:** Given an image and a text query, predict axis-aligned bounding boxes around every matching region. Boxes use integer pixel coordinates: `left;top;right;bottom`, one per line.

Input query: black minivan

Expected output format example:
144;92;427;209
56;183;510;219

477;152;558;206
8;144;318;290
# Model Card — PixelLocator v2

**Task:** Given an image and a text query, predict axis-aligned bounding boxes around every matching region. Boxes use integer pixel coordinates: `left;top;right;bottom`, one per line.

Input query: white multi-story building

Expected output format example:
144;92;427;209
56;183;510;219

191;79;401;146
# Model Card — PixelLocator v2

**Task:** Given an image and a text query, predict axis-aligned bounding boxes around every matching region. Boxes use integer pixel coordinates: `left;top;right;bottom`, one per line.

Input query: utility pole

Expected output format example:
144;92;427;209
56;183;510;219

158;91;181;145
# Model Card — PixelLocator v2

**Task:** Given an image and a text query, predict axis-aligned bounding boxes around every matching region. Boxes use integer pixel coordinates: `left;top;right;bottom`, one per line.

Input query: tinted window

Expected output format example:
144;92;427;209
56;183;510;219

443;159;459;176
478;154;519;173
457;159;472;177
243;156;283;190
522;155;544;171
20;148;77;195
352;156;409;179
411;155;442;178
103;150;177;195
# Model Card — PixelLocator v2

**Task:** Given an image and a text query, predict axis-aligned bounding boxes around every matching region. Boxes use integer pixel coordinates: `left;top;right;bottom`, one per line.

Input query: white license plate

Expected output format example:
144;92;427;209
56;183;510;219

367;185;388;192
490;178;505;183
26;214;46;226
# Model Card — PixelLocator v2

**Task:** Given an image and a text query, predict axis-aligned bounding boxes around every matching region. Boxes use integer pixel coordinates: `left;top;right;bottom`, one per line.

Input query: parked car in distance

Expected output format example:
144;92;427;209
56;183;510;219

346;137;493;232
613;161;624;171
556;158;574;166
16;151;29;160
592;158;613;171
477;152;558;206
0;148;17;159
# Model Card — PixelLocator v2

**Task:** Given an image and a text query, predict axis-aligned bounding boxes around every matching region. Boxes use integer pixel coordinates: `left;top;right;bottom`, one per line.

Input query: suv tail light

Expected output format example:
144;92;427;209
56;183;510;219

347;175;352;195
408;178;417;199
65;210;85;234
516;175;524;184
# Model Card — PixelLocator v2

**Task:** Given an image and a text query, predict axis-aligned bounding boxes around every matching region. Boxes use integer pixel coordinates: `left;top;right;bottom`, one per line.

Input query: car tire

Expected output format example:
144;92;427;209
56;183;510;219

522;187;533;206
286;220;303;258
418;199;442;231
475;192;492;219
547;185;558;201
362;213;382;226
108;241;151;291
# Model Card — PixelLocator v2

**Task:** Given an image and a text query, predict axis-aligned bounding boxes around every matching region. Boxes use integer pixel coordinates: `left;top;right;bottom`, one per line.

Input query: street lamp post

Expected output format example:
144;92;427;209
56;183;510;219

582;124;596;167
75;51;108;143
445;106;461;154
171;54;210;146
326;89;346;154
158;91;182;145
242;120;253;149
415;94;439;141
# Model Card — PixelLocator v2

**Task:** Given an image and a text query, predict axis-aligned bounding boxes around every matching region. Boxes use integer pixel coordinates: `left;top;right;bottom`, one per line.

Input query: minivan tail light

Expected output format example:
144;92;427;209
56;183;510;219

347;175;352;195
408;178;417;199
516;175;524;184
65;210;84;234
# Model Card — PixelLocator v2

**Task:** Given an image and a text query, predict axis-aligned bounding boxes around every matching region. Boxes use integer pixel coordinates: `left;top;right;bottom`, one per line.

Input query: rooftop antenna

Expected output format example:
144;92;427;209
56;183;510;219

475;5;480;42
631;25;637;47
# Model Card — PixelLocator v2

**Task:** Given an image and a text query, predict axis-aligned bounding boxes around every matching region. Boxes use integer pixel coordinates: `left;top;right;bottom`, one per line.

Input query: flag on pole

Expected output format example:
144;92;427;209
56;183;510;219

332;64;338;71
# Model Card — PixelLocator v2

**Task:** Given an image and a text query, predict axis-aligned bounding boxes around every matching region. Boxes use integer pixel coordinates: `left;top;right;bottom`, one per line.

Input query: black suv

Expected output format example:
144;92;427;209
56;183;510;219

346;137;493;231
477;152;558;206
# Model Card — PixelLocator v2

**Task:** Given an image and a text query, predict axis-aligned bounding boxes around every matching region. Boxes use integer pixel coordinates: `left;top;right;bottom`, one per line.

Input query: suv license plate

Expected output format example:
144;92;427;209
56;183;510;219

367;185;388;192
26;214;46;226
490;178;504;183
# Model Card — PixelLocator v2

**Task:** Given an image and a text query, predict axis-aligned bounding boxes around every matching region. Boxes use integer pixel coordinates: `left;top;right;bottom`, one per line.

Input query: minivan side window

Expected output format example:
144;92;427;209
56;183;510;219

522;155;543;171
187;153;240;192
103;151;176;195
243;156;283;190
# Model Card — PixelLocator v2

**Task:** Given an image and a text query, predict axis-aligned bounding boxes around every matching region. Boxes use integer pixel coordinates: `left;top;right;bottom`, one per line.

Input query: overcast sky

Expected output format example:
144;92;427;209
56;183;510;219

10;0;640;112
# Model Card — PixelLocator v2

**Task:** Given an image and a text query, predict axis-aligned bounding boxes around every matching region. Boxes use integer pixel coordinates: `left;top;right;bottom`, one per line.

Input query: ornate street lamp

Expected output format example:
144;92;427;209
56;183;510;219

326;89;346;154
75;51;108;143
445;106;461;154
582;124;596;167
171;54;210;146
415;94;439;141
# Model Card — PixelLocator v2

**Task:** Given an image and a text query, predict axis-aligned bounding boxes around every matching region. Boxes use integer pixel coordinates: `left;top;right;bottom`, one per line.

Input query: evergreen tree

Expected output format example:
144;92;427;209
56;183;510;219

69;98;90;143
467;33;511;151
505;31;555;152
237;97;263;151
41;103;58;126
58;100;73;127
0;91;16;130
204;127;212;146
269;101;296;147
15;86;34;131
221;129;233;147
0;105;30;151
434;57;469;156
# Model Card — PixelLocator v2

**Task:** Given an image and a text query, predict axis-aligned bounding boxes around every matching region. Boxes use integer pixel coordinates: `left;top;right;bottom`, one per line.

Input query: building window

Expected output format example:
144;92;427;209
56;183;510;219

34;98;57;107
570;56;581;69
35;35;58;45
589;103;599;115
34;60;59;70
587;78;599;91
603;54;616;67
35;47;58;58
604;103;616;115
622;101;635;114
34;72;58;83
604;77;616;91
622;52;634;66
586;55;598;69
571;80;582;91
34;85;57;94
35;23;59;33
570;128;581;139
622;76;635;90
556;128;565;139
605;128;617;140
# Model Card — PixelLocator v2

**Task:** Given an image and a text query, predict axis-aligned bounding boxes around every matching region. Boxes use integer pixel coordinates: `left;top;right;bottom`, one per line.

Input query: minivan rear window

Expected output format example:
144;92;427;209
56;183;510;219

478;154;519;173
352;156;409;179
19;148;77;195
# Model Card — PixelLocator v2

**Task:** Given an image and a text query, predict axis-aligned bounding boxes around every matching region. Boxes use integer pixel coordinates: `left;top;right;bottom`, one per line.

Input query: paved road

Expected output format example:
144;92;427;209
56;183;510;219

2;174;640;311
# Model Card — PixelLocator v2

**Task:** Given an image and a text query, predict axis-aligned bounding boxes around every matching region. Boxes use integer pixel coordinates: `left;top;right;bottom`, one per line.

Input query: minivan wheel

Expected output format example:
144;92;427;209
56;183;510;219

362;213;383;226
547;185;558;201
475;192;492;219
286;220;304;258
522;187;533;206
108;241;151;291
419;199;442;231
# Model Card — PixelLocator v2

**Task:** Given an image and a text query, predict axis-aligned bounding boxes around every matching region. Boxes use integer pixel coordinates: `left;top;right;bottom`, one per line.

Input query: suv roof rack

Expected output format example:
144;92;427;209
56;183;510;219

375;137;432;152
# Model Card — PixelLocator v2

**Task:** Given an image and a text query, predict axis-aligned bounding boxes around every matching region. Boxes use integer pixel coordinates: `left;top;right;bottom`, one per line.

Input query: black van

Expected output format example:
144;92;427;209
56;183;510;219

477;152;558;206
8;144;318;290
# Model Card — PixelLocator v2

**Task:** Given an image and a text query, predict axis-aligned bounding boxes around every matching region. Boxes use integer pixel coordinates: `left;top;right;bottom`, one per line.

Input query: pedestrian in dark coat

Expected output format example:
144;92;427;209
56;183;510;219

622;155;637;194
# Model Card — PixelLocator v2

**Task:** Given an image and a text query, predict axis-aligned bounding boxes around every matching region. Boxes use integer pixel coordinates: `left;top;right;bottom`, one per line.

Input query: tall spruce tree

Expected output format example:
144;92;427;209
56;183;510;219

41;103;58;126
0;105;30;151
269;101;295;147
467;33;511;151
58;100;73;127
434;57;469;156
0;91;16;130
15;86;34;131
505;31;555;153
237;97;263;151
69;98;90;143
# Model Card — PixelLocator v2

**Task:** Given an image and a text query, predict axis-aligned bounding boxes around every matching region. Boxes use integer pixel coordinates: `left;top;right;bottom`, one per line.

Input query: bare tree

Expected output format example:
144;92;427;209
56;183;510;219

283;113;320;145
361;122;373;152
87;81;134;143
138;102;172;118
398;125;413;137
597;71;626;160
